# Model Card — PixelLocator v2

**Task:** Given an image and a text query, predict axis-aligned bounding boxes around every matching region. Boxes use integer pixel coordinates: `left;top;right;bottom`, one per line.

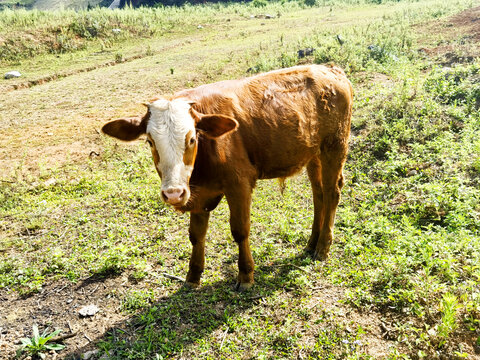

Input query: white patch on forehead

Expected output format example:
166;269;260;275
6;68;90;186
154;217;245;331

147;98;195;137
147;99;195;136
146;98;196;189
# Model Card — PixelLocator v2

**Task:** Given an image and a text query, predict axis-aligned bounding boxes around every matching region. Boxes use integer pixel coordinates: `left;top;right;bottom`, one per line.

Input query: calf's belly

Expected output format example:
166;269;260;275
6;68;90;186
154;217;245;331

257;153;314;180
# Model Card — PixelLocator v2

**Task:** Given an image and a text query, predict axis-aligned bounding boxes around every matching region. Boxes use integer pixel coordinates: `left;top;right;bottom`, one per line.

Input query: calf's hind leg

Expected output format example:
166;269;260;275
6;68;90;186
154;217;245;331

312;135;348;260
305;157;324;254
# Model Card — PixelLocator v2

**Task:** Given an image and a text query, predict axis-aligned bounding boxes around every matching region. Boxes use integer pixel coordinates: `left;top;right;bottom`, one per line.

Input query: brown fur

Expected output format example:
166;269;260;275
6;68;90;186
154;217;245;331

183;130;197;167
102;65;353;290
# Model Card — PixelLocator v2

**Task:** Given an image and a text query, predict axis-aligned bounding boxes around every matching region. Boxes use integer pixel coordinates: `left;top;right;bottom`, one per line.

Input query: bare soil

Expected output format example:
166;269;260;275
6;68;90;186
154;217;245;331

416;5;480;64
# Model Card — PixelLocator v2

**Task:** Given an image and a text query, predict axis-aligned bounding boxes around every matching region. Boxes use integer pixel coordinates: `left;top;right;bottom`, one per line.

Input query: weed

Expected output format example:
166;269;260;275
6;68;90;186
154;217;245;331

114;52;123;63
437;293;459;347
16;325;65;359
122;289;156;313
252;0;267;8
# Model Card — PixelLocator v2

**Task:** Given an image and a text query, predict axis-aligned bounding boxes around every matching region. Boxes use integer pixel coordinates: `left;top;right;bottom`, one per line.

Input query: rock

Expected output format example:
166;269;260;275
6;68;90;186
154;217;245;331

336;34;345;45
44;178;57;187
197;25;204;29
4;71;21;79
83;350;99;359
78;304;100;317
112;28;121;34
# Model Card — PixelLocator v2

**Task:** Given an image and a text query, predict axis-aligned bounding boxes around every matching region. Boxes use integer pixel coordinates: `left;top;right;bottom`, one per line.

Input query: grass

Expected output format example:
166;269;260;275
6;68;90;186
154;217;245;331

1;0;480;358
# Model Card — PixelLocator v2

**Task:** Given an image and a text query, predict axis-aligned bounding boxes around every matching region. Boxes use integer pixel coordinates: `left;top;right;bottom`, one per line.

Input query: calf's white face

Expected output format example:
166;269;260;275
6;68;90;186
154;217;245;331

146;99;196;206
101;97;238;208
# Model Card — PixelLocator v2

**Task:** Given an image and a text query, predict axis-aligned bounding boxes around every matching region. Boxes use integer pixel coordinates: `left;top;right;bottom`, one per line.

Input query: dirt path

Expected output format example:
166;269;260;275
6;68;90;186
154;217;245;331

0;4;385;180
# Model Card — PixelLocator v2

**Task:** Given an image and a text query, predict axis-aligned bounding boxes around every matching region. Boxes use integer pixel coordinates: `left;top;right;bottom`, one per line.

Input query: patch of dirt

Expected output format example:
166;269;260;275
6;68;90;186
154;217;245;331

449;6;480;39
304;284;404;357
0;53;147;93
415;6;480;65
0;274;158;359
0;138;104;181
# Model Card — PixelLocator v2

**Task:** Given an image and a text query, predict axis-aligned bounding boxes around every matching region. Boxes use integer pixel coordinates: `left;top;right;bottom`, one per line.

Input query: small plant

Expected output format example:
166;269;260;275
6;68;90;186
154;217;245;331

114;52;123;63
437;293;459;347
252;0;267;7
16;325;65;359
121;289;156;313
145;45;154;56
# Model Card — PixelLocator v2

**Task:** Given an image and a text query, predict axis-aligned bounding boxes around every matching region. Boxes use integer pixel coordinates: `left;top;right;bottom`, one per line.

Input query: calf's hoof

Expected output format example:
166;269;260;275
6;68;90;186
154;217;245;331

303;247;316;257
184;281;200;290
313;248;329;261
235;281;253;292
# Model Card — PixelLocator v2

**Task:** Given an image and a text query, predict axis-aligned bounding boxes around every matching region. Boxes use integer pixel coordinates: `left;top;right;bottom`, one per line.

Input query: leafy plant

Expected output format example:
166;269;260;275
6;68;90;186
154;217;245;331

437;293;459;347
16;325;65;359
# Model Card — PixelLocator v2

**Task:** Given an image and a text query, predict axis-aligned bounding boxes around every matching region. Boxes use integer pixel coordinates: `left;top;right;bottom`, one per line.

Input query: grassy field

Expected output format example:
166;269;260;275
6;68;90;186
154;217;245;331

1;0;480;359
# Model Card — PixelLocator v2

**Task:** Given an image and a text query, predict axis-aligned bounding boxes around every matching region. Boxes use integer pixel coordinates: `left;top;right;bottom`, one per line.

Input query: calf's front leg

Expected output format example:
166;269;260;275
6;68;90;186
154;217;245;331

185;211;210;288
225;187;255;291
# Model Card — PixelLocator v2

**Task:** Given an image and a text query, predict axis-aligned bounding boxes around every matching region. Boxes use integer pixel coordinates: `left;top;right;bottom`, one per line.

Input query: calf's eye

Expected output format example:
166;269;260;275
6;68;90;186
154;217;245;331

189;137;196;146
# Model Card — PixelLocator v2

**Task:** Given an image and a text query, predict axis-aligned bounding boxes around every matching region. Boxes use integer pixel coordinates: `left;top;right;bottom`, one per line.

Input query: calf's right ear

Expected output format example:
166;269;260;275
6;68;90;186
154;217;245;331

102;117;146;141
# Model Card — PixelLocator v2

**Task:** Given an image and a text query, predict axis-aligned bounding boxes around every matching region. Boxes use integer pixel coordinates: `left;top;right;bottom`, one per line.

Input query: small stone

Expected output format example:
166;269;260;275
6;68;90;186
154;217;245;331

79;304;100;317
44;178;57;187
112;28;121;34
197;25;204;29
336;34;345;45
407;169;418;176
4;71;21;79
83;350;99;359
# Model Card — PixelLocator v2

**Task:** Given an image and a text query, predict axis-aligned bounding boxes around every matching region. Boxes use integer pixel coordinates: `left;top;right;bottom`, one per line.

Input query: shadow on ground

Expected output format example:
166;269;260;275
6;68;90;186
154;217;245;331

64;251;312;359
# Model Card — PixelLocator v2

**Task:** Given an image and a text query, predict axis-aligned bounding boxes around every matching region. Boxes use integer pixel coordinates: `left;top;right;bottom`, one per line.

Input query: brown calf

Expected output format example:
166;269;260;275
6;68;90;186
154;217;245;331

102;65;353;290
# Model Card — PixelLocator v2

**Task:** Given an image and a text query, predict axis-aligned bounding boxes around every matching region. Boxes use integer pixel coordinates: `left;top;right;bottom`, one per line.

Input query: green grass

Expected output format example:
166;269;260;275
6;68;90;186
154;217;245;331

1;0;480;358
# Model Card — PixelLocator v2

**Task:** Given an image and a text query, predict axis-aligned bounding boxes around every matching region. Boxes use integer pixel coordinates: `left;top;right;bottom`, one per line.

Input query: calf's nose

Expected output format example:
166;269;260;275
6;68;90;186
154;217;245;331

162;188;186;204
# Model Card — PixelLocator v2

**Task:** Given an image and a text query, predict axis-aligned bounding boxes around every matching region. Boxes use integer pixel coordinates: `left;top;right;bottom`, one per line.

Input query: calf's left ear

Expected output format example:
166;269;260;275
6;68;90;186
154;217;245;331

102;117;146;141
196;114;238;138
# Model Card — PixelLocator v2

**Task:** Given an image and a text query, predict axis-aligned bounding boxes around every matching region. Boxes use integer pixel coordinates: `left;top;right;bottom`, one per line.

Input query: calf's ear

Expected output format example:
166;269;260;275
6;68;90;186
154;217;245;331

196;114;238;138
102;117;146;141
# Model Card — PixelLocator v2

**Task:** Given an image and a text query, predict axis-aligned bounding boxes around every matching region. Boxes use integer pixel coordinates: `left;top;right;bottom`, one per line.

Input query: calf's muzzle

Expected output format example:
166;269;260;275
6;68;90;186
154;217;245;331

162;187;187;205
